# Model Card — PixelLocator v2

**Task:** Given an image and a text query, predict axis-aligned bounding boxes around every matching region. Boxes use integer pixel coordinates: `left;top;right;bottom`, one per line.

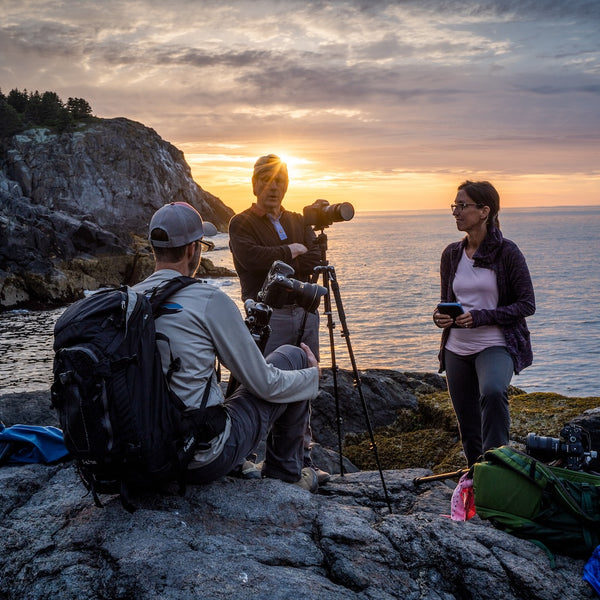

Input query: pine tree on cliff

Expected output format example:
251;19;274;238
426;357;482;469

0;88;94;138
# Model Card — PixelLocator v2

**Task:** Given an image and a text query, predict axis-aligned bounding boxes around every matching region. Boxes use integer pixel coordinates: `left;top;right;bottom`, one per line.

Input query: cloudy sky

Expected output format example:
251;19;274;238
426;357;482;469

1;0;599;213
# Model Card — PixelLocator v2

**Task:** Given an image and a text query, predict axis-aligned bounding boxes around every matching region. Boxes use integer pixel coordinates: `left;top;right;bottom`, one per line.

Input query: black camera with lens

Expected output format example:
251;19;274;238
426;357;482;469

526;424;598;471
243;299;273;350
303;199;355;229
258;260;327;313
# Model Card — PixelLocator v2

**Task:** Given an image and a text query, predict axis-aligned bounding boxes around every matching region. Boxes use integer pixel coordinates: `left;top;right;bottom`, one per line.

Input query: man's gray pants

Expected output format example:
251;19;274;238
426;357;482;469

185;344;310;485
262;306;319;462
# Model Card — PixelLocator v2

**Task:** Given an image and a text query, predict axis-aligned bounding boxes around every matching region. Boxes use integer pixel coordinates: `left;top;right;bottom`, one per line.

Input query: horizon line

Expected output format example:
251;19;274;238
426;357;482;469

353;204;600;215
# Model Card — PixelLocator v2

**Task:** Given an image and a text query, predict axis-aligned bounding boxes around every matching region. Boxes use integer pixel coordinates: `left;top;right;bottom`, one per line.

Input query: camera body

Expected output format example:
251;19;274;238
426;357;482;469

526;424;597;471
303;199;355;229
243;299;273;349
258;260;327;313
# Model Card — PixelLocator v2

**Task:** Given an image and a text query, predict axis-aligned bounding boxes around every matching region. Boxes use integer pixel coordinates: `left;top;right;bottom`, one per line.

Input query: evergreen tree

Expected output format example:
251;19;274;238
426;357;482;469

40;91;64;126
0;87;94;137
7;88;29;113
0;99;23;137
24;90;43;125
67;97;93;119
56;107;74;132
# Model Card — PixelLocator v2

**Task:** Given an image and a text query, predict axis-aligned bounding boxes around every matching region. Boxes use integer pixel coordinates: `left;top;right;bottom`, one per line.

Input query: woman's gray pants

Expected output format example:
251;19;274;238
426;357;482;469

444;346;514;466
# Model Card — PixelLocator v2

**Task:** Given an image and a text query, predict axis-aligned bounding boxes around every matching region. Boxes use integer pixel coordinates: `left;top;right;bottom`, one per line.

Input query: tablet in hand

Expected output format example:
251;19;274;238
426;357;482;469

437;302;464;320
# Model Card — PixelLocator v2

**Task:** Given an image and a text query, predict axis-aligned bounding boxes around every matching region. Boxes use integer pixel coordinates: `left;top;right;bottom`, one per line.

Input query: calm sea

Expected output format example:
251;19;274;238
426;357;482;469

1;206;599;398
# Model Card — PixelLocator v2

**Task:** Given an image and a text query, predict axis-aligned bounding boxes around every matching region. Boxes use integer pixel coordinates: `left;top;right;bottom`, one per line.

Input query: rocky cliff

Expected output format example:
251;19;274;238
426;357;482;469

0;118;234;309
1;370;596;600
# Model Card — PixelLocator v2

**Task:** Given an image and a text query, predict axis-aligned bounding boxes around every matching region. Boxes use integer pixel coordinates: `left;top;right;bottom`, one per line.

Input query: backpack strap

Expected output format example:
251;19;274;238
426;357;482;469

147;275;204;384
147;275;221;443
148;275;201;317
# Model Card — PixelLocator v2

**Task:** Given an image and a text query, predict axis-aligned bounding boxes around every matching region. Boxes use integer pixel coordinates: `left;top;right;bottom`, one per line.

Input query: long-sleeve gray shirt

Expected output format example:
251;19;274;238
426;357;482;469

133;269;319;410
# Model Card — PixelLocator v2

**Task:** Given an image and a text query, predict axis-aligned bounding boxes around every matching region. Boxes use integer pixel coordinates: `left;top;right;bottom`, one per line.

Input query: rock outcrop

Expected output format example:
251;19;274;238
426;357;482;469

0;370;596;600
0;118;235;309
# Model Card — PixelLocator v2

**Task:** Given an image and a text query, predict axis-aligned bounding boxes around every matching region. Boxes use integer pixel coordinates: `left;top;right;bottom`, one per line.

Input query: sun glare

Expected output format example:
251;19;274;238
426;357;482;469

275;153;310;181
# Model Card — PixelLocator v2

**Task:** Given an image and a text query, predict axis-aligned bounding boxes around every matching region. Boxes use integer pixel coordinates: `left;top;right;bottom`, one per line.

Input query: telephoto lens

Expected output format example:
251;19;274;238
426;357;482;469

303;199;354;229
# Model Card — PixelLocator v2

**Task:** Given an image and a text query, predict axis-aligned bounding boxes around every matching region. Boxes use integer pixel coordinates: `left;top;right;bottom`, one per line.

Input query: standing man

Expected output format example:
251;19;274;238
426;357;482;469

134;202;321;491
228;154;330;483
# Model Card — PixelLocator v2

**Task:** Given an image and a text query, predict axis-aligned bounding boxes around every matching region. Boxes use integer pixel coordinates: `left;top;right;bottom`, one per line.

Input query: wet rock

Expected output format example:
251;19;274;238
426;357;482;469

0;372;597;599
0;463;592;599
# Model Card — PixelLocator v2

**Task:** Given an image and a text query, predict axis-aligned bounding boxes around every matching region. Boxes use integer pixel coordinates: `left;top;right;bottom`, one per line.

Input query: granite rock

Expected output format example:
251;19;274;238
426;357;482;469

0;371;595;599
0;118;234;309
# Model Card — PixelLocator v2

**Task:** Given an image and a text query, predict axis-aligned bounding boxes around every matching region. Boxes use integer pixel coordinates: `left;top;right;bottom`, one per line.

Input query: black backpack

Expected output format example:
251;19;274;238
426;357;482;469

51;276;225;510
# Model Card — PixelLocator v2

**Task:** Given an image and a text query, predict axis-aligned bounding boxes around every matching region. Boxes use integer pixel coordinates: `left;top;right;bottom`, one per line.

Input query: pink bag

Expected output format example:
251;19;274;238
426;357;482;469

450;473;476;521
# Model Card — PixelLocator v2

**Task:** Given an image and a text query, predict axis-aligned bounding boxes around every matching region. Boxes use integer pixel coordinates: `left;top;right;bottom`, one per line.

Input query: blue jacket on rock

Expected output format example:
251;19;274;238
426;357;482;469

438;226;536;374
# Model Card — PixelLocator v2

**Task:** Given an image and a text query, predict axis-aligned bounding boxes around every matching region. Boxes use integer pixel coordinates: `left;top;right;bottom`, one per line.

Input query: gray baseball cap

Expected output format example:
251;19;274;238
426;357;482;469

149;202;218;249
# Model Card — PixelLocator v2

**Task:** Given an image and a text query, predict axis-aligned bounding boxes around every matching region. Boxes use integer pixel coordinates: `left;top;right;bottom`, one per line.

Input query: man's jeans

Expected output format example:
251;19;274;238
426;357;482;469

445;346;514;466
185;344;310;485
262;306;319;462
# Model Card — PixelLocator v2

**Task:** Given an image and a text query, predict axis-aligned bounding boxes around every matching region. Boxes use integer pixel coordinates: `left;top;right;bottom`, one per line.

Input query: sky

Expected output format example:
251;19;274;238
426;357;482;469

1;0;599;215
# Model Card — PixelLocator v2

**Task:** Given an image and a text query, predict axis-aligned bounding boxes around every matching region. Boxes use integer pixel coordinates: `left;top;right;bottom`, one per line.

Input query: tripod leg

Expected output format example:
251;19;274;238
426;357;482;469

327;266;393;513
295;310;308;348
318;269;345;477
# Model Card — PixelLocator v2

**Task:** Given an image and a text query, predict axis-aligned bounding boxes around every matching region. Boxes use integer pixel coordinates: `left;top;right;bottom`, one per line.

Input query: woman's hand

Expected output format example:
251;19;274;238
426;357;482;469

433;311;453;329
455;311;474;328
434;310;474;328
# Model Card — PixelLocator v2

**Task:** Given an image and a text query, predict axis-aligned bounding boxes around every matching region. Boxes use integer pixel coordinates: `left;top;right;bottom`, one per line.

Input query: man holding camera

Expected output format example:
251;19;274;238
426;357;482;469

133;201;321;491
228;154;330;483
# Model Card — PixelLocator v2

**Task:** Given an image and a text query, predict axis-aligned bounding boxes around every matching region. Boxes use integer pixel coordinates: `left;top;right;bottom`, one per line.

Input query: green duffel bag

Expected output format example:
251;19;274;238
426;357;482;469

473;446;600;558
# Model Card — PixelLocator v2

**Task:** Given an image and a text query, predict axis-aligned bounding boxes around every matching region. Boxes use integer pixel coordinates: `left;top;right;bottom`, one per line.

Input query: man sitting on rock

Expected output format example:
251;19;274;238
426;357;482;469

133;201;321;491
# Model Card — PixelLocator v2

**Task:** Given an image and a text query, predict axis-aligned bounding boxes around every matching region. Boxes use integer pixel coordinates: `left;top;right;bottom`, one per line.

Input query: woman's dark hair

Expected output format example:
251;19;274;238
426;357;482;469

457;180;500;229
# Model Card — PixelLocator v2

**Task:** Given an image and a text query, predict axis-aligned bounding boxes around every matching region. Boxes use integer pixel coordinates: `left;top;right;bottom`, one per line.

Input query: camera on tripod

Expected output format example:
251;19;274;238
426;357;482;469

303;199;355;229
258;260;327;312
243;299;273;347
258;260;327;313
526;424;597;471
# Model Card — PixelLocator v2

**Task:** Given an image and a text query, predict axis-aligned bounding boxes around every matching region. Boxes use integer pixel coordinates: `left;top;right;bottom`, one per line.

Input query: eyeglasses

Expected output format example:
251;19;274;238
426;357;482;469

450;202;483;212
196;239;213;251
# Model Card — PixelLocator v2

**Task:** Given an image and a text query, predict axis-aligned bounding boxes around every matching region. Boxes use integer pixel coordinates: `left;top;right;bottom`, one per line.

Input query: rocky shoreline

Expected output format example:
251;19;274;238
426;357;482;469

2;370;599;599
0;118;235;310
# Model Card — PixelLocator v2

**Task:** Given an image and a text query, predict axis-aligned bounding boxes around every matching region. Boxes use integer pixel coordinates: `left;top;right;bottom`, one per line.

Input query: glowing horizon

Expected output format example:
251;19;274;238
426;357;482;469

184;151;600;215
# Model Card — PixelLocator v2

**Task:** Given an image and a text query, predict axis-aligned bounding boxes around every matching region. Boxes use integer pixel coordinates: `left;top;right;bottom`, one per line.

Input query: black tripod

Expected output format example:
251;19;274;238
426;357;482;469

307;228;392;512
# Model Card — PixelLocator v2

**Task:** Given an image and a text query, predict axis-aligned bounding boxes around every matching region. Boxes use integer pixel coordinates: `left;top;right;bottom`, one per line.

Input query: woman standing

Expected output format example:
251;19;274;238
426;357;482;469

433;181;535;466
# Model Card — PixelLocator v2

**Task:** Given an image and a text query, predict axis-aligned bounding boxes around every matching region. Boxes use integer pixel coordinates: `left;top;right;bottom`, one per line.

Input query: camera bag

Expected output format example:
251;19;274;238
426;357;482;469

51;276;215;511
473;445;600;559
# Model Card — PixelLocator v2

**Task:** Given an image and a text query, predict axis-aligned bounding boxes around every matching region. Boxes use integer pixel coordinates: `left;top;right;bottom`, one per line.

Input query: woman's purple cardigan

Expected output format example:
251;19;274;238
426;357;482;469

438;226;536;374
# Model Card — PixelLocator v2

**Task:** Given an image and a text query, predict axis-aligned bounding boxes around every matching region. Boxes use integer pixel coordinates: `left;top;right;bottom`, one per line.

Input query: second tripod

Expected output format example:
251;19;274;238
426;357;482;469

309;229;392;512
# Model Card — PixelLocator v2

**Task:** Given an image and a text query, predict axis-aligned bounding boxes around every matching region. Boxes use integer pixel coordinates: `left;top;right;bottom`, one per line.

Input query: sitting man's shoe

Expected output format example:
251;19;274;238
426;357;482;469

229;459;262;480
304;458;331;485
294;467;319;493
241;459;262;479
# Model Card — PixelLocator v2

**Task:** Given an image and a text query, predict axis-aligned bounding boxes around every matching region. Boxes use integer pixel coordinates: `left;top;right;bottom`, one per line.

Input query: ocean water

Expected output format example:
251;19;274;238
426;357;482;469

1;206;599;398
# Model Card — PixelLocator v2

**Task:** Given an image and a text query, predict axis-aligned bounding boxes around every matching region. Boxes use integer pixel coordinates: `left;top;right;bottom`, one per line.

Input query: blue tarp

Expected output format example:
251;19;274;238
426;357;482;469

0;423;69;464
584;545;600;595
